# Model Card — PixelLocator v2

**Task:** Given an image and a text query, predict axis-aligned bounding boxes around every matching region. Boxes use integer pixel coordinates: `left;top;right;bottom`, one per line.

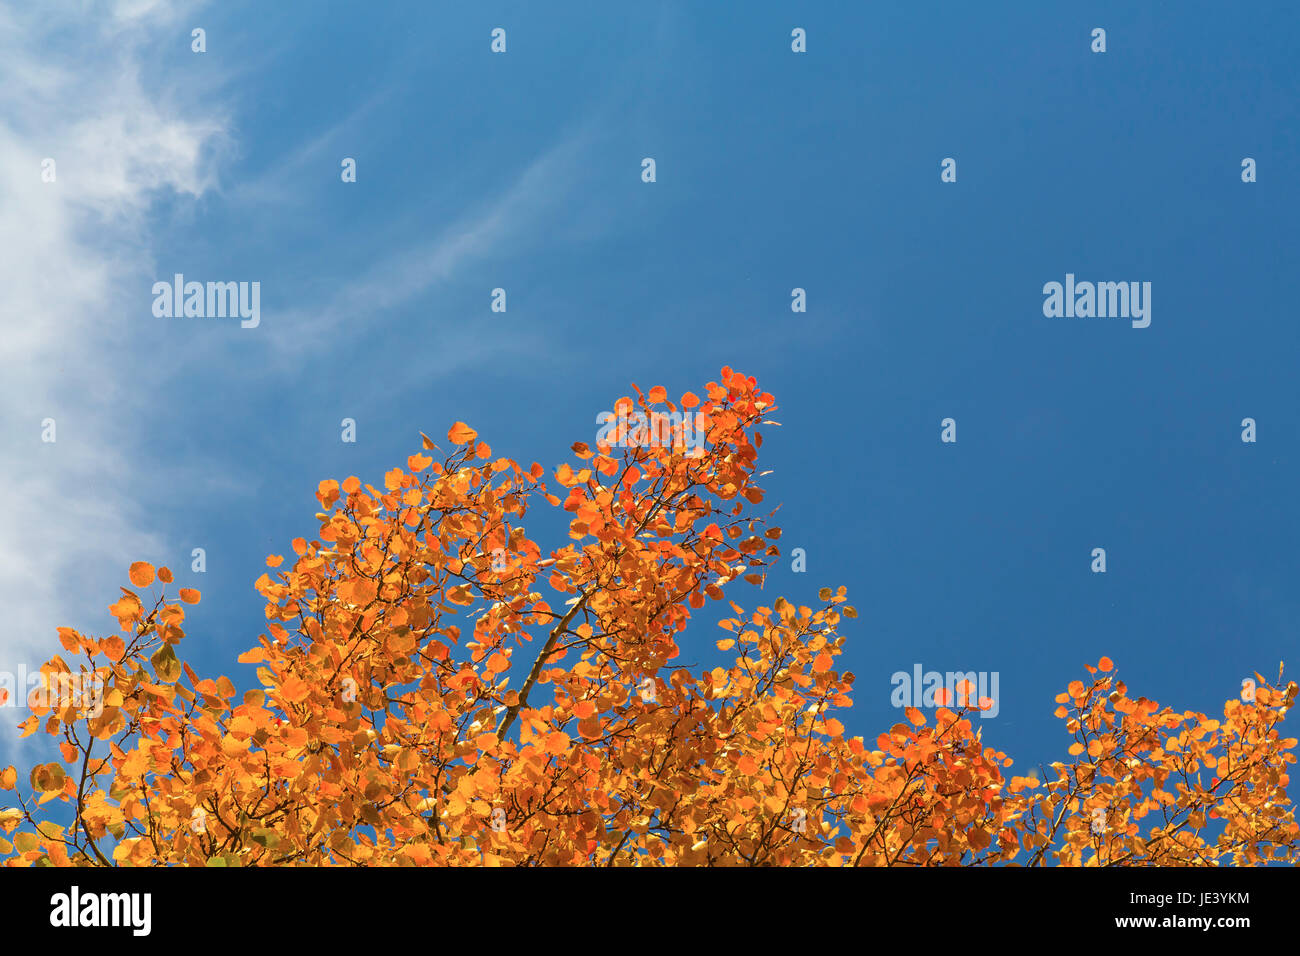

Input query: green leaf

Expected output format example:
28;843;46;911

151;644;182;683
29;763;66;794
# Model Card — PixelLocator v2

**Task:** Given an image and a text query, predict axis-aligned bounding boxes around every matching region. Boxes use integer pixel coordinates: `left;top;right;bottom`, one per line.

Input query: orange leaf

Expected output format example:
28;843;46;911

178;588;201;605
812;652;833;674
1098;656;1113;672
279;677;310;704
128;562;155;588
448;422;478;445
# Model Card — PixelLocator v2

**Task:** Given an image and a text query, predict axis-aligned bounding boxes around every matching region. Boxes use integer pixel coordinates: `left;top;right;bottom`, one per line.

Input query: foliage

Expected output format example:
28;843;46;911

1;369;1295;865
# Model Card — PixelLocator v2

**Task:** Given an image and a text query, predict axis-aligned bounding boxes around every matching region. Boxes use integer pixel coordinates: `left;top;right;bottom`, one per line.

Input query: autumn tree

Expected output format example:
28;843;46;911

1;368;1296;865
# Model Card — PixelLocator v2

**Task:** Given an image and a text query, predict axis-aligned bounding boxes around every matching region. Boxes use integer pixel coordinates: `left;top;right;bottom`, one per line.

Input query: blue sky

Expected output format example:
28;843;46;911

3;0;1298;779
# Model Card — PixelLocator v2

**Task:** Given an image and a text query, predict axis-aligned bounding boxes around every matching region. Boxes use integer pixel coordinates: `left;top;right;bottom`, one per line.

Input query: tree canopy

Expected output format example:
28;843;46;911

2;368;1295;865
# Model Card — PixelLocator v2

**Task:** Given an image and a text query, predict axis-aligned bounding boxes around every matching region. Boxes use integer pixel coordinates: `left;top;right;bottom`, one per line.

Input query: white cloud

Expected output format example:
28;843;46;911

0;2;226;748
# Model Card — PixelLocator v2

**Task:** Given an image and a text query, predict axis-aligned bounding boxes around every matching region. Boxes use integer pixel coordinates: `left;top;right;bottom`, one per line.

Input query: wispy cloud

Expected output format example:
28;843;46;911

0;1;227;748
227;91;390;208
260;124;598;357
